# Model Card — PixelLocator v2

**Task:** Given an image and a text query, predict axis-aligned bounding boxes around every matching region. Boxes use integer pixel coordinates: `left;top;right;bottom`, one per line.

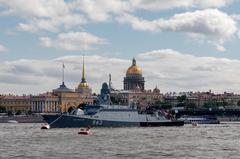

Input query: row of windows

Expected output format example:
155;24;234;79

32;105;59;113
0;101;30;105
32;101;59;105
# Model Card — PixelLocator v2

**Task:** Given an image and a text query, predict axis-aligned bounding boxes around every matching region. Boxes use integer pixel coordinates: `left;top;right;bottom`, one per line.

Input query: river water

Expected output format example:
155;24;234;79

0;123;240;159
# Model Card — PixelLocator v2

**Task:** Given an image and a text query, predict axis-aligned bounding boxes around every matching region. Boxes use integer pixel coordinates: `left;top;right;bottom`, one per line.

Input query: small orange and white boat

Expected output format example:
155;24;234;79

41;124;50;129
78;127;91;135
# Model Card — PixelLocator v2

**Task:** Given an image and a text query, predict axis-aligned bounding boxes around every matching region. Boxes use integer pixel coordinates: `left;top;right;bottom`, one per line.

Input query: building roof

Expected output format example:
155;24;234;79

53;82;74;93
1;95;30;100
36;92;59;98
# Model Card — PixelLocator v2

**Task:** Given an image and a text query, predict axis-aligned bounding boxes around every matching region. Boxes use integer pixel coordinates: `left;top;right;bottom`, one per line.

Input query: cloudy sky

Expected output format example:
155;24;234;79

0;0;240;95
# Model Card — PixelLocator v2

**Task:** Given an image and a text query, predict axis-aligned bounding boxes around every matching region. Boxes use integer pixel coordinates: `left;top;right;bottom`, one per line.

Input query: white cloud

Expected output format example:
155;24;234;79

130;0;190;11
40;32;107;51
17;14;86;32
117;9;238;51
0;0;86;32
117;9;237;38
69;0;132;22
0;0;70;18
137;49;240;92
130;0;234;11
0;55;128;94
0;0;235;33
0;0;131;32
215;44;226;52
1;49;240;94
0;44;8;52
18;19;58;32
193;0;234;9
232;14;240;23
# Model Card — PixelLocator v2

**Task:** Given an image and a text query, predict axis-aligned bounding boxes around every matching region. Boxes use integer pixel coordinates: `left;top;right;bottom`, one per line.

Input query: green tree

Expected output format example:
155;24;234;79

216;100;228;107
176;95;187;107
204;99;229;109
161;102;172;110
153;100;172;110
15;110;22;115
153;100;162;109
0;106;6;113
27;110;32;115
7;110;13;116
237;100;240;106
177;95;187;103
185;102;197;110
203;100;218;109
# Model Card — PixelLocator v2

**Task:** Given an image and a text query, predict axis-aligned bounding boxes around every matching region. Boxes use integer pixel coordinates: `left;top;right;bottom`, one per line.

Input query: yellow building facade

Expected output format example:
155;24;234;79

0;95;31;113
31;55;93;113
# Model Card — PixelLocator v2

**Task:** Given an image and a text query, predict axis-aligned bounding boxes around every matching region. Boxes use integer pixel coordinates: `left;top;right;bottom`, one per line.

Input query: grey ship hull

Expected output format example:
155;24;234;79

42;114;184;128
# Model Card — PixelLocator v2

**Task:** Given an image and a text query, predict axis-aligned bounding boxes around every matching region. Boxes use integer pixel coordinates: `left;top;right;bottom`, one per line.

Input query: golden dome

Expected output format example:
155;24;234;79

126;58;142;75
78;82;89;88
127;65;142;75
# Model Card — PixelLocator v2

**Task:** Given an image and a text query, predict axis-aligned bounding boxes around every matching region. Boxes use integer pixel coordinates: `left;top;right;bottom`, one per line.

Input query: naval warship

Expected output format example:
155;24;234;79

42;104;184;128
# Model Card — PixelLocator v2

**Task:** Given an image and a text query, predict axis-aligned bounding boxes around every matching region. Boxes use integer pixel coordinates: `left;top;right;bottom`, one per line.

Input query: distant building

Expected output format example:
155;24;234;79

110;87;163;110
53;83;93;113
0;95;31;113
124;58;145;91
31;92;60;113
163;91;240;109
110;58;163;110
31;56;94;113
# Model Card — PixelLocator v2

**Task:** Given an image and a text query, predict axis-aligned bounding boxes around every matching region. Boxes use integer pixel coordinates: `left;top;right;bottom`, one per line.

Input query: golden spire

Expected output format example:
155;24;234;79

81;55;86;83
78;54;89;89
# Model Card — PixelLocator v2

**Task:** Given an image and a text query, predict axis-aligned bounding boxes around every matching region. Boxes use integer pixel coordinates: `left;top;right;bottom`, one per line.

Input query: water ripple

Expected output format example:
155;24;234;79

0;123;240;159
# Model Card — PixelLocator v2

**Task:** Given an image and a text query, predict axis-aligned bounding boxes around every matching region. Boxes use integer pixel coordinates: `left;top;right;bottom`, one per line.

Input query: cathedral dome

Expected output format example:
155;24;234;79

126;58;142;76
